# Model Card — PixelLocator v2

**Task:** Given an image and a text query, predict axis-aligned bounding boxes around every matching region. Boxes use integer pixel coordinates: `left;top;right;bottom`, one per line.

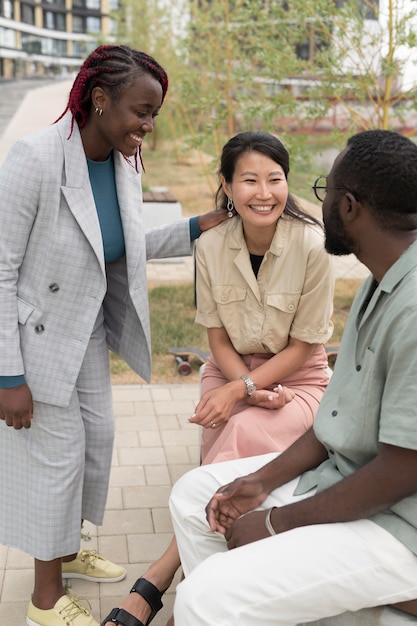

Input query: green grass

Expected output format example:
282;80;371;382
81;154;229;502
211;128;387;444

148;284;208;354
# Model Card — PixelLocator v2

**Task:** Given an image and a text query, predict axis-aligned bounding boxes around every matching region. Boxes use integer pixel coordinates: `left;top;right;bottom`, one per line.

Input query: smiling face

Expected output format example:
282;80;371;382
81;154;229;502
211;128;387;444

222;150;288;230
86;72;163;160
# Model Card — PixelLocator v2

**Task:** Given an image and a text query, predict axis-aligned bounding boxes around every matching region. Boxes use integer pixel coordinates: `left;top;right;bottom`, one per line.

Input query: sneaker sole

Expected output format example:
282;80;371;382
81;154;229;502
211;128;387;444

26;618;42;626
61;571;126;583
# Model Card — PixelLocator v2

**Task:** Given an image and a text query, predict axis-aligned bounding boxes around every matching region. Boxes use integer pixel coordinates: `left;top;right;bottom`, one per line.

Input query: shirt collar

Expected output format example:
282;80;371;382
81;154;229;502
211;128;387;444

379;239;417;294
228;215;291;258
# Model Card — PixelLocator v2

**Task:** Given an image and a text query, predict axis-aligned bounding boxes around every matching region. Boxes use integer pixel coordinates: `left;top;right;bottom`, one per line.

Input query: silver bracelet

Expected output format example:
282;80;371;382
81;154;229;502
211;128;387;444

265;506;276;536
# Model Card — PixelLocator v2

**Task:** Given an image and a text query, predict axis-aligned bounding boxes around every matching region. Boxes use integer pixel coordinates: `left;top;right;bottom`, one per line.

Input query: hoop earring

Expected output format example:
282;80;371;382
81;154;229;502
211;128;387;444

227;197;234;218
95;107;103;117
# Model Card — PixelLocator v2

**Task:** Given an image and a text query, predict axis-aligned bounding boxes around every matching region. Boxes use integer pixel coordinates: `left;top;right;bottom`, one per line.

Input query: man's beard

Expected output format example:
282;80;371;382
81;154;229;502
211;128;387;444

324;201;356;256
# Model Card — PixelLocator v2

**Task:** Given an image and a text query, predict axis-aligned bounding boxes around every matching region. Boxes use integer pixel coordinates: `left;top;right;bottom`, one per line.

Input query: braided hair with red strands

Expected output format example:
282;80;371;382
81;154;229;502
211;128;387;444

55;44;168;170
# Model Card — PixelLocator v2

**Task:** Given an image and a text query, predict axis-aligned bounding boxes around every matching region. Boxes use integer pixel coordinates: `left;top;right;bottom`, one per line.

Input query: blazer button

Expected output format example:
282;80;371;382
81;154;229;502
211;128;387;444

35;324;45;334
49;283;59;293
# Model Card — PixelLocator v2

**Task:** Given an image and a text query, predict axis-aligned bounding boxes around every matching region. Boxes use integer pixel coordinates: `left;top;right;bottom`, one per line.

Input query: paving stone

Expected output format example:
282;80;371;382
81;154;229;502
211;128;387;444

144;464;171;485
109;466;146;488
101;509;153;536
122;485;172;509
118;446;166;466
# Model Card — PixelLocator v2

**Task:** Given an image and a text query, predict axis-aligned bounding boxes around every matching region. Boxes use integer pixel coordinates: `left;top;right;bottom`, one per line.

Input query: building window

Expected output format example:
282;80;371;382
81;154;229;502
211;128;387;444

21;35;42;53
20;3;35;24
72;39;95;57
0;25;15;47
72;15;83;32
109;0;118;9
72;0;101;8
336;0;379;20
73;14;101;33
86;15;100;32
0;0;13;18
44;10;66;30
21;32;68;55
43;37;67;55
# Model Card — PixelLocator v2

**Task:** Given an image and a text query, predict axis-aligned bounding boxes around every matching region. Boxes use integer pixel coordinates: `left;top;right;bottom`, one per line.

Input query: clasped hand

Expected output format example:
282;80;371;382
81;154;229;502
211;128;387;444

247;385;295;409
189;383;295;430
205;472;268;535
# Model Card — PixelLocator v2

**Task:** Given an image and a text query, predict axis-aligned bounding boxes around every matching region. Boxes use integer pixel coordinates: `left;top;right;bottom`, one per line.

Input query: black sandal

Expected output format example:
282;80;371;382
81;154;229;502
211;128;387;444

101;577;165;626
102;607;145;626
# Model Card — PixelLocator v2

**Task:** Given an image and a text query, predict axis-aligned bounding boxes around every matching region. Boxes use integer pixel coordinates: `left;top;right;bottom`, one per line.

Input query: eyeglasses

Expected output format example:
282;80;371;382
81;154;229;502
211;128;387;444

312;176;352;203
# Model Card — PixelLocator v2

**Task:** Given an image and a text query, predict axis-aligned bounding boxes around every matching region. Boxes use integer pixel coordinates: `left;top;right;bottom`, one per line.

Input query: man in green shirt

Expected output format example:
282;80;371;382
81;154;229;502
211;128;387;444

169;130;417;625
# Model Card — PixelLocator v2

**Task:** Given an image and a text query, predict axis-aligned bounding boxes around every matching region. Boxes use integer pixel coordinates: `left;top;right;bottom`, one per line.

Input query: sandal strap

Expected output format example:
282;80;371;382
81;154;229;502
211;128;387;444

130;578;164;624
101;607;145;626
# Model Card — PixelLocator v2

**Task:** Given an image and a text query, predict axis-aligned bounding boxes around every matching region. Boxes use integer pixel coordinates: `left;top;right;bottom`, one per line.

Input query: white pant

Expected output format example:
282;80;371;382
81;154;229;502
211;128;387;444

170;453;417;625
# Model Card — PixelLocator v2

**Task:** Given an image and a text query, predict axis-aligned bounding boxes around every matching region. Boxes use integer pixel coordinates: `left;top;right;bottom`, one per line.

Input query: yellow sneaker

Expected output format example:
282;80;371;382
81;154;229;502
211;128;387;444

61;550;126;583
26;592;99;626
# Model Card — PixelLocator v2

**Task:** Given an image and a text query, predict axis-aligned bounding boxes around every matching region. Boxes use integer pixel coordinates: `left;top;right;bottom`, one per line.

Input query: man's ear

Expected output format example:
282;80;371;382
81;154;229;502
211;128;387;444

340;191;360;224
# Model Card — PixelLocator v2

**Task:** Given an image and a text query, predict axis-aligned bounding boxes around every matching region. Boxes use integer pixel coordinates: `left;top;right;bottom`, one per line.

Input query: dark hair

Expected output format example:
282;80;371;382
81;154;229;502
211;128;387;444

215;131;322;228
336;130;417;230
56;44;168;134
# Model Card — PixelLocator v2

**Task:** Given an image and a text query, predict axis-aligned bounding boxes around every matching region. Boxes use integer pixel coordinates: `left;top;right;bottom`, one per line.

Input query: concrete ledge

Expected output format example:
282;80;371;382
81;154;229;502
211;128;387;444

143;187;184;265
142;187;182;231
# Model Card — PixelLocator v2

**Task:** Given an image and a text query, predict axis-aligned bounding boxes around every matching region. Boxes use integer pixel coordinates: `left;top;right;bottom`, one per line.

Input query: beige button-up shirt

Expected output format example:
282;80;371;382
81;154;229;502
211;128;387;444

195;215;334;354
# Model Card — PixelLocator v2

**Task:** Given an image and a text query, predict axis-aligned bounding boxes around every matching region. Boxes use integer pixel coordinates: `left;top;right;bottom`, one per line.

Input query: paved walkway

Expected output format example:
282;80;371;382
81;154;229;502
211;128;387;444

1;81;412;626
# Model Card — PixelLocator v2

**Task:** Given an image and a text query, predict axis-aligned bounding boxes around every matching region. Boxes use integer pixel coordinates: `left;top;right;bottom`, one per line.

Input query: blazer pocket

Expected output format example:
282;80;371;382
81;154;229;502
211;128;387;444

17;297;35;324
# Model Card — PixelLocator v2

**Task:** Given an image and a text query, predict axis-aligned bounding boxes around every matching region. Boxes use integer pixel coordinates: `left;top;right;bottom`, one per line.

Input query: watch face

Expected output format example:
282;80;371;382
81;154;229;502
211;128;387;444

241;375;256;395
247;382;256;395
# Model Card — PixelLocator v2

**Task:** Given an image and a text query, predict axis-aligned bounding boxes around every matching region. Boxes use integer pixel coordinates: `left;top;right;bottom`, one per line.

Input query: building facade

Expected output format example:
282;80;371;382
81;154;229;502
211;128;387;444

0;0;117;78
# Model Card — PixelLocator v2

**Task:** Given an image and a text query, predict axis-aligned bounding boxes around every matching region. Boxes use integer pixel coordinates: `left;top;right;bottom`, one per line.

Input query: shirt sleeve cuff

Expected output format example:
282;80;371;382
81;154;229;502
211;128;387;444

189;216;202;241
0;375;26;389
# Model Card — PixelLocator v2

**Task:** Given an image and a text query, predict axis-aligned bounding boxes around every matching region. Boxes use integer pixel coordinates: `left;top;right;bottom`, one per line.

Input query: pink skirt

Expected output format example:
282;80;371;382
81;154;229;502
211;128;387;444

200;345;329;465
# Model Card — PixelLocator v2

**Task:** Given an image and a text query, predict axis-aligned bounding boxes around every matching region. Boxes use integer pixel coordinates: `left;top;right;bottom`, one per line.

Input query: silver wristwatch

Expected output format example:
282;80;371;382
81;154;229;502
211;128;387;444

240;375;257;396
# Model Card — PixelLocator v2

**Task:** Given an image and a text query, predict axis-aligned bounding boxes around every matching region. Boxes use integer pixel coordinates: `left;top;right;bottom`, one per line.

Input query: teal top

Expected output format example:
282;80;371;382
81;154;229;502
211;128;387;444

0;155;201;389
87;153;125;263
295;240;417;555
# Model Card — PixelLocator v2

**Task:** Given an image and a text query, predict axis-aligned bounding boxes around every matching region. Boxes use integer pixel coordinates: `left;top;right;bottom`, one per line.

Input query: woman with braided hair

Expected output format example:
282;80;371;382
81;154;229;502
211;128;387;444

0;44;226;626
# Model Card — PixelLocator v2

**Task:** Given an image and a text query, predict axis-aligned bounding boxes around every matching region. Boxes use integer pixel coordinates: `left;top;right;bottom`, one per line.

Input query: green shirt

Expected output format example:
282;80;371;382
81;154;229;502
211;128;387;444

296;239;417;555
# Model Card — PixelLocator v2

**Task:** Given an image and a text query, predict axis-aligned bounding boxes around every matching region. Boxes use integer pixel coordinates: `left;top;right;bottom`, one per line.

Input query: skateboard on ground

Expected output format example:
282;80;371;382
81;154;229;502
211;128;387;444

325;345;339;370
169;346;210;376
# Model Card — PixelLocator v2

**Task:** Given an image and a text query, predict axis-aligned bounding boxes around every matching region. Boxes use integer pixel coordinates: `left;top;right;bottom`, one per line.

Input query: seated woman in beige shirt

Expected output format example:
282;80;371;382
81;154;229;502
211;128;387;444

102;131;334;626
194;131;334;463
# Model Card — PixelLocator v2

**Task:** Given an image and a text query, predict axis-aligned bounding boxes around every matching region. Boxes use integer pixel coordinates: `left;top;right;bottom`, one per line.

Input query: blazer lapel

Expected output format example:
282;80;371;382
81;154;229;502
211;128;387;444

57;115;106;275
114;151;145;288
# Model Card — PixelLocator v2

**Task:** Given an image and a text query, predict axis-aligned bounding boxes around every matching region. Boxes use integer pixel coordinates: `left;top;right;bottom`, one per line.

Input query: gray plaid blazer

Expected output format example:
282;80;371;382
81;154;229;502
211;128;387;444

0;113;192;407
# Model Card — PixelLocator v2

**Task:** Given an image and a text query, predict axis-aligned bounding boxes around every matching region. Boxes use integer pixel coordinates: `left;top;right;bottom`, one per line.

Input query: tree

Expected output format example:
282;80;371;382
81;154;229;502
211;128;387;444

113;0;417;165
309;0;417;133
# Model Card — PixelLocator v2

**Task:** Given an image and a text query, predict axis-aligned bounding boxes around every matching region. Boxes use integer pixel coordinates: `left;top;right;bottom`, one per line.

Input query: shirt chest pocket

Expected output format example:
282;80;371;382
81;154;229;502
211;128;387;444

212;285;247;306
266;292;300;314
